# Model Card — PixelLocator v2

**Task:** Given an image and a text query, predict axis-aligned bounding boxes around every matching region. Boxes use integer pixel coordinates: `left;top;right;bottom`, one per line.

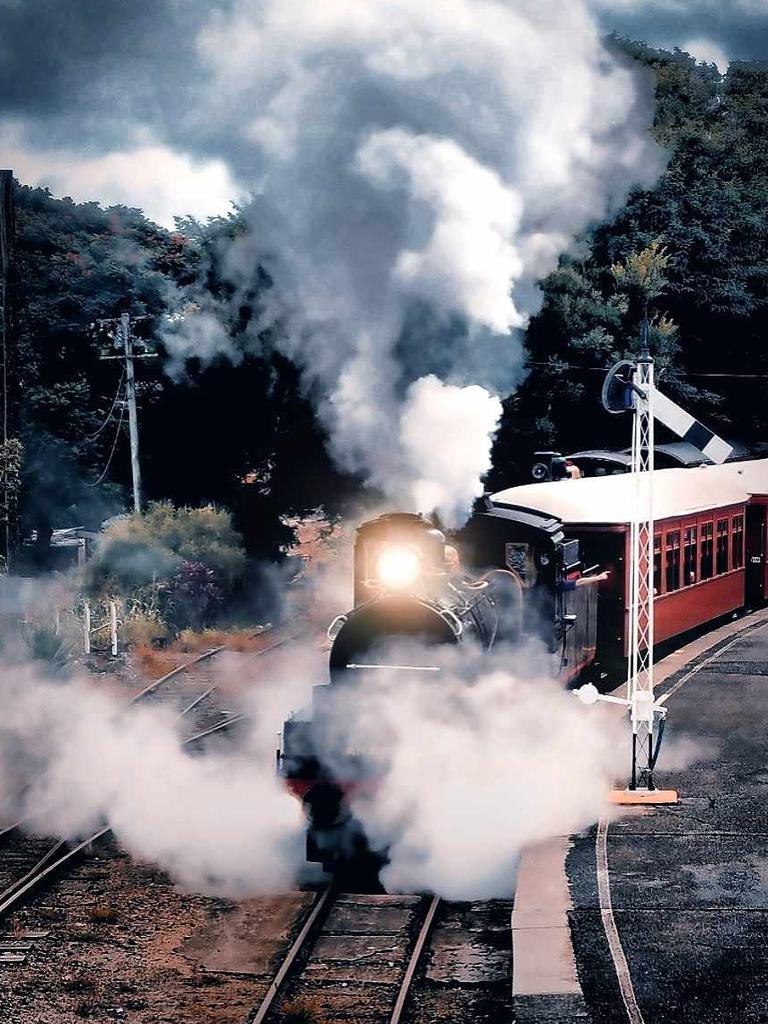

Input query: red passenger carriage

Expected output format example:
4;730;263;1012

487;458;768;668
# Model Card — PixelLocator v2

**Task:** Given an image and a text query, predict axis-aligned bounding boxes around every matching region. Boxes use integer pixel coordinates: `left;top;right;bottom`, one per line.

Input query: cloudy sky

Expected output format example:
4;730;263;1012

0;0;765;227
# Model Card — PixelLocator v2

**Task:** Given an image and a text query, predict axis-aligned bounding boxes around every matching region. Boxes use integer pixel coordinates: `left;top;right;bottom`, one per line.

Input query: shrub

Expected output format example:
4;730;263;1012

89;903;120;924
103;502;246;589
158;561;223;631
83;502;246;634
281;999;325;1024
24;624;72;672
83;537;179;598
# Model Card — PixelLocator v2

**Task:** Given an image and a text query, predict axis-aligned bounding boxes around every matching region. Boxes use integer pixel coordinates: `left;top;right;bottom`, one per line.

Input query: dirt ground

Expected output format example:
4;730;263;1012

0;837;313;1024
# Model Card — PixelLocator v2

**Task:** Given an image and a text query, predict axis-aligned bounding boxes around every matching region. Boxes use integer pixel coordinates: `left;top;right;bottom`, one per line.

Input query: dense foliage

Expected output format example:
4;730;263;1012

10;195;356;563
490;46;768;485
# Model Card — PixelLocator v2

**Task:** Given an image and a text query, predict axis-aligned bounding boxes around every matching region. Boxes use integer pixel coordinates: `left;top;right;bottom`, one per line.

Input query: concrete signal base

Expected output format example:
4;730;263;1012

608;788;679;805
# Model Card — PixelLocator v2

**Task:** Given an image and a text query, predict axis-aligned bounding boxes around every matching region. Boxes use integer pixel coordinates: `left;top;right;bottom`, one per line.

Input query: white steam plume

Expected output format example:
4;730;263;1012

323;642;624;898
0;657;316;896
162;0;663;523
400;376;501;523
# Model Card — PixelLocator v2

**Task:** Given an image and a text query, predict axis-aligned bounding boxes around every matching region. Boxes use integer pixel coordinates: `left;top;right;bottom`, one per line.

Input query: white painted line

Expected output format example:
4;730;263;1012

595;818;646;1024
657;617;768;706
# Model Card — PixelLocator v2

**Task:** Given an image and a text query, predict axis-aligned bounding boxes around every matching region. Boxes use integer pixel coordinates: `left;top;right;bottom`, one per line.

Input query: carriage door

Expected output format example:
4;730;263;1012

746;505;767;606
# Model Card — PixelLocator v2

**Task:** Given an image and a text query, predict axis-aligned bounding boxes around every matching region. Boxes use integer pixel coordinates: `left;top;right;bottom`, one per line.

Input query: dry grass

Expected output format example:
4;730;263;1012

130;625;275;681
122;608;169;647
89;902;120;924
176;626;272;652
281;996;327;1024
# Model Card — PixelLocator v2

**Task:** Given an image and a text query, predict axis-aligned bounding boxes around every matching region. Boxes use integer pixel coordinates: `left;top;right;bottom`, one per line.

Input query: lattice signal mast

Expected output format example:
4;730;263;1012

599;327;732;791
626;340;655;788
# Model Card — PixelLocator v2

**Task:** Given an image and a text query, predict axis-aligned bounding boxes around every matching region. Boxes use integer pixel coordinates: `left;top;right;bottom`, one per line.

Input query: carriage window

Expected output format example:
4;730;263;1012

716;519;729;574
701;522;714;580
653;535;662;594
665;531;681;593
732;515;744;569
683;526;698;586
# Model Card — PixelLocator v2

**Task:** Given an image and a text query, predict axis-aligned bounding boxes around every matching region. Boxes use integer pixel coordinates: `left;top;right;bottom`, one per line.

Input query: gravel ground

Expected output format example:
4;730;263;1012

0;835;313;1024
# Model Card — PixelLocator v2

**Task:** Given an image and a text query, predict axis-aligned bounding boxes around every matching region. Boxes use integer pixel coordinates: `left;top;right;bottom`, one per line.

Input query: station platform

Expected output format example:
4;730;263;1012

515;609;768;1023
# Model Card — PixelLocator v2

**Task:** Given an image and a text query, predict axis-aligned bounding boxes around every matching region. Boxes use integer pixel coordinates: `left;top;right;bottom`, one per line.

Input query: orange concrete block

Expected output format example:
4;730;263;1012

608;788;678;805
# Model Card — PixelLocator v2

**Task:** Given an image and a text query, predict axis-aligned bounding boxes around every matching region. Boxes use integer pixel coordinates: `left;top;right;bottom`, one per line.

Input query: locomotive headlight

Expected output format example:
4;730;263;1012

375;544;421;591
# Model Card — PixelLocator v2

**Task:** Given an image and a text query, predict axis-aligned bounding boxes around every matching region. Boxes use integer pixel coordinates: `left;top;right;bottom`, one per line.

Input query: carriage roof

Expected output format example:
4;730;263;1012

491;458;768;527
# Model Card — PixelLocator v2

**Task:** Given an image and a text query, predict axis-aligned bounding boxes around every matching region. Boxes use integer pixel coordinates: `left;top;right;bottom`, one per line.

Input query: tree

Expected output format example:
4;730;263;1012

490;45;768;487
12;186;185;557
12;190;359;566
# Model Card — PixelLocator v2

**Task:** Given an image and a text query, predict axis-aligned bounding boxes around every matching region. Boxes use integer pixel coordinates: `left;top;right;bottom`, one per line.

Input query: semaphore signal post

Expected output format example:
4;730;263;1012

626;335;658;792
578;323;733;801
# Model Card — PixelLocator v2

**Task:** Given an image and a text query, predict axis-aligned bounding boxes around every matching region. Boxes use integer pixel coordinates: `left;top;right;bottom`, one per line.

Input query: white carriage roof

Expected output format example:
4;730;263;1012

491;458;768;526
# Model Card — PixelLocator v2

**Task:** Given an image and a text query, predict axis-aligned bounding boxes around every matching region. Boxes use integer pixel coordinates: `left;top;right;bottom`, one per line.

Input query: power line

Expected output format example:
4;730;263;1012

523;360;768;379
83;369;126;442
88;397;126;487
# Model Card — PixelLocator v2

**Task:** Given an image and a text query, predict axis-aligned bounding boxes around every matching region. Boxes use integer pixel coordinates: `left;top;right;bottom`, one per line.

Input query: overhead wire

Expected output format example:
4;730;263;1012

523;360;768;379
88;395;127;487
84;369;126;442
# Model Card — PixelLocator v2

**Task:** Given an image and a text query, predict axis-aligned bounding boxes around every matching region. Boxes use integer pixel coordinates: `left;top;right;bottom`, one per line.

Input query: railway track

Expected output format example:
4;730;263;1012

0;629;303;929
250;887;441;1024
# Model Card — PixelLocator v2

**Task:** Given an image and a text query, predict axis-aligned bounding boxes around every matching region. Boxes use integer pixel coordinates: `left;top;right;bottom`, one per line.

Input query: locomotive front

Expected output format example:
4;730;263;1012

327;512;512;683
279;511;531;877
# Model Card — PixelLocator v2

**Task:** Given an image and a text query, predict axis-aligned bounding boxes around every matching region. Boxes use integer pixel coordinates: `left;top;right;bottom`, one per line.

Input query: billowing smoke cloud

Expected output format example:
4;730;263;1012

318;641;625;898
158;0;663;523
0;657;314;896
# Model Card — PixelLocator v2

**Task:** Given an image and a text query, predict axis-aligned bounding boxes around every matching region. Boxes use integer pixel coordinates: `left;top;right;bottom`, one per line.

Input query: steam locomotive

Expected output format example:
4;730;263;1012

279;504;602;873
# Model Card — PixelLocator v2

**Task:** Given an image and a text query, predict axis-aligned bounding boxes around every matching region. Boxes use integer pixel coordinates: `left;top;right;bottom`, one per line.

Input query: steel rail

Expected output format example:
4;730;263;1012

390;895;441;1024
0;827;110;919
0;647;230;862
0;837;68;907
178;684;218;719
130;646;227;704
0;630;306;922
130;629;301;706
250;883;335;1024
183;712;251;746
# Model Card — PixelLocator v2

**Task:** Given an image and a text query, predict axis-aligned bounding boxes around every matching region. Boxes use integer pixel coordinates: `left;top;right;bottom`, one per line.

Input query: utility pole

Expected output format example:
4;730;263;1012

98;313;156;515
121;313;142;514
